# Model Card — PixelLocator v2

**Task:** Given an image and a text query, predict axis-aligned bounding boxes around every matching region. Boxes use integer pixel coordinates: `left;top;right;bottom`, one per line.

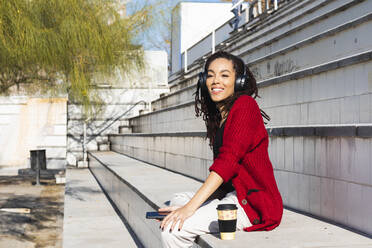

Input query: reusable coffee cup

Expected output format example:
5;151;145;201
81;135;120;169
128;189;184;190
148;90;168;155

216;204;238;240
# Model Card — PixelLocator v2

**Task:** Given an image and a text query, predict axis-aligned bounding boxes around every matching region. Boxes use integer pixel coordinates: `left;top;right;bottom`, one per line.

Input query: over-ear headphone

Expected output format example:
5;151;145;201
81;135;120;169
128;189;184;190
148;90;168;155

197;56;249;95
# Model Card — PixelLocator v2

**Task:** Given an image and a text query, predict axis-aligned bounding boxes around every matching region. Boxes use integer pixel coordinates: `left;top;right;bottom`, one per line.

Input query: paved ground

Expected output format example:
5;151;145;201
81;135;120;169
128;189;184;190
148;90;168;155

0;175;64;248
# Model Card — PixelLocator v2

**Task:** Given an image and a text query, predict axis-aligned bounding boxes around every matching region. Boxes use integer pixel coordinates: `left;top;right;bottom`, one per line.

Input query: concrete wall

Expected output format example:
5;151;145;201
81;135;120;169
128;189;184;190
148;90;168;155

130;102;204;133
110;133;213;181
0;97;67;170
256;60;372;126
270;135;372;234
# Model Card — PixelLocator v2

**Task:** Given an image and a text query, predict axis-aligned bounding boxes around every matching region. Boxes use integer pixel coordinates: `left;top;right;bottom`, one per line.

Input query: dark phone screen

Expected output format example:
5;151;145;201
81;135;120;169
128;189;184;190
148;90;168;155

146;211;169;220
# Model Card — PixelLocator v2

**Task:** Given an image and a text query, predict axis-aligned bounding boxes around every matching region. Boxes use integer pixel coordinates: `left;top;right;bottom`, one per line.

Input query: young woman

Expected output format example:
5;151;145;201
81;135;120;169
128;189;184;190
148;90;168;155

159;51;283;247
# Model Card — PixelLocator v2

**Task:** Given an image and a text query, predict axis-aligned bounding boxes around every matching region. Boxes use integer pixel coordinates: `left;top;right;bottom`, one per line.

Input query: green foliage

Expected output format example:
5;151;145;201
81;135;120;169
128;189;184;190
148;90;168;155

0;0;151;115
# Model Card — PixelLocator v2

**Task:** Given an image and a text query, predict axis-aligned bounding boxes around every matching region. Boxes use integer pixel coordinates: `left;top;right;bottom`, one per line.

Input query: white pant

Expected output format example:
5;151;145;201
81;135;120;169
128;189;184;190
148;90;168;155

161;191;251;248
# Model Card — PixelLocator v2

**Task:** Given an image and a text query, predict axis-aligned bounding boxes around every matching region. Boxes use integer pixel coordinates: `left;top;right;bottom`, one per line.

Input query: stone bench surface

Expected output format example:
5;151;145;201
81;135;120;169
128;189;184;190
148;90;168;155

90;151;372;248
90;151;202;207
63;167;138;248
200;209;372;248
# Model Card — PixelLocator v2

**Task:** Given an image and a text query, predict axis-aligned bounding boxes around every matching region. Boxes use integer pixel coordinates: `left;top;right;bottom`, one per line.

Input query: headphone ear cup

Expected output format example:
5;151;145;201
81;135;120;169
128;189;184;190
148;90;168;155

235;75;246;92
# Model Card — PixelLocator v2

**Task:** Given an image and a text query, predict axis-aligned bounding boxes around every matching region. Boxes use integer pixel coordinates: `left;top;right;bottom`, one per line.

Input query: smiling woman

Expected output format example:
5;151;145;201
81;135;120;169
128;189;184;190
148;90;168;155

157;51;283;248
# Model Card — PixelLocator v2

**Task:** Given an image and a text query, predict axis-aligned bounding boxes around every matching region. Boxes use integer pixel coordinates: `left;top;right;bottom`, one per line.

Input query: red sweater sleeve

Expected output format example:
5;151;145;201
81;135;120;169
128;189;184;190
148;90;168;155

209;96;265;182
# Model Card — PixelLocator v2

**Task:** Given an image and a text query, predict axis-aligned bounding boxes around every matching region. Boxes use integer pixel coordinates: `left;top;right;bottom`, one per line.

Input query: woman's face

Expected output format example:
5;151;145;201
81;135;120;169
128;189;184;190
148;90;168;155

206;58;235;103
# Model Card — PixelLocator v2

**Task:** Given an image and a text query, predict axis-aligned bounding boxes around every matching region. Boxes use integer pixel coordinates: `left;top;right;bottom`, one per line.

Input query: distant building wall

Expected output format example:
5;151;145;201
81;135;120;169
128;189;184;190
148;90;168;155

67;50;169;166
0;97;67;170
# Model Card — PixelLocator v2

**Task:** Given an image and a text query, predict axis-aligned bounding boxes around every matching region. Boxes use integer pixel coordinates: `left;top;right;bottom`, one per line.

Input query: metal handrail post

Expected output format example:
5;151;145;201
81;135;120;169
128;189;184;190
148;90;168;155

83;121;87;163
212;30;215;54
36;157;40;185
184;49;188;73
245;2;251;23
274;0;278;10
86;100;147;144
258;0;262;15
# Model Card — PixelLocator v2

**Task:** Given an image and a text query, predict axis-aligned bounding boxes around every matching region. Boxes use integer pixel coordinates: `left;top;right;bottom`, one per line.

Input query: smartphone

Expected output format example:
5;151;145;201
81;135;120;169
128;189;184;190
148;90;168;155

145;211;169;220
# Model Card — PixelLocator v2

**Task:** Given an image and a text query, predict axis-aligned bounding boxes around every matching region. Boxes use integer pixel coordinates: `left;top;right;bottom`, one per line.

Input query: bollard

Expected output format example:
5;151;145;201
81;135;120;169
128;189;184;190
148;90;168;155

30;150;46;185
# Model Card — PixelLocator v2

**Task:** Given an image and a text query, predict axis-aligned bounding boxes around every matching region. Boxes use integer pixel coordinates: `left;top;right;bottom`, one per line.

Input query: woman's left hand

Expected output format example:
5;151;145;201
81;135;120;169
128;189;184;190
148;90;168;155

160;205;196;232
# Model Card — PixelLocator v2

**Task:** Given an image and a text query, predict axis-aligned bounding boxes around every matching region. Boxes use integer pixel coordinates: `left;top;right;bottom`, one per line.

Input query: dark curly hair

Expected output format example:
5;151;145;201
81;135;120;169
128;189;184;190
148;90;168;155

194;51;270;148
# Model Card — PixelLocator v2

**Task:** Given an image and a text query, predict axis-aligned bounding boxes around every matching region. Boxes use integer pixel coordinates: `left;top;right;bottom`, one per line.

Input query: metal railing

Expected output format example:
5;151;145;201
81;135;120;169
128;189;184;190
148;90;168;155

81;100;147;163
180;0;282;74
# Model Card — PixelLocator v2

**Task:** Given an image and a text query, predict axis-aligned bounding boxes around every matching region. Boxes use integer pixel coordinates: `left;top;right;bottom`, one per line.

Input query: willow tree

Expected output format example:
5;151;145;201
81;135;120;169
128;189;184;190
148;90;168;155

0;0;152;114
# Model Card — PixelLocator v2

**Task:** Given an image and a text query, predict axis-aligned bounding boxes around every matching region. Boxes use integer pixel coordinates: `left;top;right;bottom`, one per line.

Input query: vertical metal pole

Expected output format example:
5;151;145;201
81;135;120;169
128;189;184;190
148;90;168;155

184;49;188;73
83;121;87;164
266;0;269;12
36;152;40;185
274;0;278;10
245;2;251;23
148;75;152;112
212;30;215;54
258;0;262;15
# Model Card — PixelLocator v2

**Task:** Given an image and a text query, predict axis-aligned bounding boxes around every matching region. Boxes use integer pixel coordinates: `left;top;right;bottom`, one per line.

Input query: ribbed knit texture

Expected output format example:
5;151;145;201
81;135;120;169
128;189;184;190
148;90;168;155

209;95;283;232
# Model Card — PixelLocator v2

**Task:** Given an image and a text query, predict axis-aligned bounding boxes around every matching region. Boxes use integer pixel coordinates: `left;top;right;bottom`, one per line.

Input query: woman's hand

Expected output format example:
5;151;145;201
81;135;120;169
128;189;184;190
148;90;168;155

152;206;180;223
158;205;181;212
159;205;196;232
158;172;223;232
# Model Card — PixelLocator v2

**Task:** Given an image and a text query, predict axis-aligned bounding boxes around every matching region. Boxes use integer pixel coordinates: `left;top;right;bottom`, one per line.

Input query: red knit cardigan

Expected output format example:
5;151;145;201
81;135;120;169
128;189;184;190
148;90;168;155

209;95;283;232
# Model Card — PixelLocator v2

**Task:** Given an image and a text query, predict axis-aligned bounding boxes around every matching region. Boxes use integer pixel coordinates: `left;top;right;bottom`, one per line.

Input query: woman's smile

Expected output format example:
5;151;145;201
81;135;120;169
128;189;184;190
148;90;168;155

211;87;224;94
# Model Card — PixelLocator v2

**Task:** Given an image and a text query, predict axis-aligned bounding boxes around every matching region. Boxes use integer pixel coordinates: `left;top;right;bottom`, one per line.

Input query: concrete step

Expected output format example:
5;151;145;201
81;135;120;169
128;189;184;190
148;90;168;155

63;167;140;248
120;119;130;126
130;55;372;134
130;101;204;133
119;125;132;134
88;151;372;248
109;132;212;182
151;85;195;112
109;131;372;236
236;0;372;78
154;8;372;114
98;142;110;151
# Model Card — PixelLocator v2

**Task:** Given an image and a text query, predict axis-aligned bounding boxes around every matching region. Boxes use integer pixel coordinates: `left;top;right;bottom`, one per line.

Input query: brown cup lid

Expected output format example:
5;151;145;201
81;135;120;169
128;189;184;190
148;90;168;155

216;204;238;210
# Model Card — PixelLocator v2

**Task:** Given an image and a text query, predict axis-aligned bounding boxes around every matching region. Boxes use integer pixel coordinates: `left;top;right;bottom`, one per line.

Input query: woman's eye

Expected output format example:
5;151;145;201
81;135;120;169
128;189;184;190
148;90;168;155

207;74;213;78
222;74;229;77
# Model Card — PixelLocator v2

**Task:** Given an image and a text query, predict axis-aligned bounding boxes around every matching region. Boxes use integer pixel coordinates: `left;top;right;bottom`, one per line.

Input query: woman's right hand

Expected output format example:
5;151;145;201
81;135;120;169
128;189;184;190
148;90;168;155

158;205;181;212
153;206;181;222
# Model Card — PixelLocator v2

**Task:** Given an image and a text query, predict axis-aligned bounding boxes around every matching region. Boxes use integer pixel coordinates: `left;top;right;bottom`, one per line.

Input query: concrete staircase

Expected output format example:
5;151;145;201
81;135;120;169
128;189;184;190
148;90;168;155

88;151;372;247
67;0;372;247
